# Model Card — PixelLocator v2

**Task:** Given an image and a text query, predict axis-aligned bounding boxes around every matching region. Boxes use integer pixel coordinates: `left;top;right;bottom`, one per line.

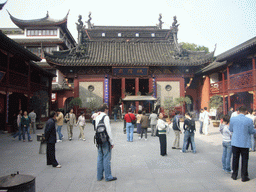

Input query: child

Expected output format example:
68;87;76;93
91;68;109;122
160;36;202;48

219;114;232;173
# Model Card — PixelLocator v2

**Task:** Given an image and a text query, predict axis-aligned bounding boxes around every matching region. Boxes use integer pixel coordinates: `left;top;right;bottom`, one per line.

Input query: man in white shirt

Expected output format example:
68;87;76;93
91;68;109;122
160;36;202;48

203;107;210;135
95;104;117;182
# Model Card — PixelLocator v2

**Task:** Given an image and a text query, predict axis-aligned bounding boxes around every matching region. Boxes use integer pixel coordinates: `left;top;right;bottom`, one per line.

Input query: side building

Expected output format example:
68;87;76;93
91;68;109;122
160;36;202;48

44;14;215;116
0;30;55;132
198;36;256;115
3;11;77;112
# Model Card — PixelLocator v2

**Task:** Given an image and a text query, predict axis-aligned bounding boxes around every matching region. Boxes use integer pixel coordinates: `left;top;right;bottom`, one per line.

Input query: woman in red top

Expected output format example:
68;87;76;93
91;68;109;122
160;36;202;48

124;108;136;142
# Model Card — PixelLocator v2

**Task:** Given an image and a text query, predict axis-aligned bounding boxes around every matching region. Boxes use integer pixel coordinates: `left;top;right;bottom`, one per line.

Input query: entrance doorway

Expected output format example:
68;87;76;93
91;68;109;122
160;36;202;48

111;79;121;107
125;79;135;95
139;79;149;95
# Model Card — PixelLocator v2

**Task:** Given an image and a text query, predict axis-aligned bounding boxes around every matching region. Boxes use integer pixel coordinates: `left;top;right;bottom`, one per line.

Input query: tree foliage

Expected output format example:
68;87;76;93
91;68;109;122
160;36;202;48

181;42;209;53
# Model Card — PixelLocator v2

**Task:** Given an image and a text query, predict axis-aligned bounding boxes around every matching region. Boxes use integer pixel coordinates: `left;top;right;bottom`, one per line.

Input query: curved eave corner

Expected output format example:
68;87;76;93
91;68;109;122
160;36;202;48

7;10;69;30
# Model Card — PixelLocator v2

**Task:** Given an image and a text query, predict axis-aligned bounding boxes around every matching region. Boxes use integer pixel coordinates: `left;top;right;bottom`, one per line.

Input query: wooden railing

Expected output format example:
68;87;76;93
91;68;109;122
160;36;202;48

210;70;254;95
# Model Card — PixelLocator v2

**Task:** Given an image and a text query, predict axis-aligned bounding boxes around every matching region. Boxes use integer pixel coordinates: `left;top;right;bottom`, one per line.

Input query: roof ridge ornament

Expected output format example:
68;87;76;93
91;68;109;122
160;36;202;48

86;12;94;29
157;13;164;29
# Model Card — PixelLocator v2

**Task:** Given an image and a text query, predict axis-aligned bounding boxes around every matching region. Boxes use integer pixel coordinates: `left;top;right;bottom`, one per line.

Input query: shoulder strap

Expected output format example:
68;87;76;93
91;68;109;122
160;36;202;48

99;115;106;124
128;114;132;121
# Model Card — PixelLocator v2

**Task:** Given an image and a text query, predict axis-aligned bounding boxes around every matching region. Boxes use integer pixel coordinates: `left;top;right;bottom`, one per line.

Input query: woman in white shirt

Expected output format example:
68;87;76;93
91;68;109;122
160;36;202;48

77;112;86;141
157;113;169;156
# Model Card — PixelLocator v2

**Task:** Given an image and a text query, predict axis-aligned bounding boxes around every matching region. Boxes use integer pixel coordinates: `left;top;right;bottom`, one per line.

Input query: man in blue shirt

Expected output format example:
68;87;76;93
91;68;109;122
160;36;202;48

229;106;256;182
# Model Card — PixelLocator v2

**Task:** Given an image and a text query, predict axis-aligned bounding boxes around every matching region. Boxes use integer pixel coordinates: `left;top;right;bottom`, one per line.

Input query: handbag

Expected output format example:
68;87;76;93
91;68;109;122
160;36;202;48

128;114;136;125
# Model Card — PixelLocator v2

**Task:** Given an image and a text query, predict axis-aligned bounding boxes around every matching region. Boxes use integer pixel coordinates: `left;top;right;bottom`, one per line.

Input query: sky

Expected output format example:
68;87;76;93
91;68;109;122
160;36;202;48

0;0;255;56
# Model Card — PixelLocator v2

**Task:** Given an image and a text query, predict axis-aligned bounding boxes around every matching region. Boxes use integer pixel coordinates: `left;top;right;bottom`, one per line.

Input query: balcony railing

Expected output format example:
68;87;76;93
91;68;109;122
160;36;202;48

210;70;254;95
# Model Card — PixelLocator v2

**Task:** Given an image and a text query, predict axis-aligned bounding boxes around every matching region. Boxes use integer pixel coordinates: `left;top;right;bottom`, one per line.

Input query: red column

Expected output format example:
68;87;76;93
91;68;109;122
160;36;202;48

180;77;185;97
201;76;210;109
149;77;153;94
109;77;112;110
27;64;31;112
74;75;79;98
222;72;226;114
135;77;139;113
121;78;125;99
227;66;231;109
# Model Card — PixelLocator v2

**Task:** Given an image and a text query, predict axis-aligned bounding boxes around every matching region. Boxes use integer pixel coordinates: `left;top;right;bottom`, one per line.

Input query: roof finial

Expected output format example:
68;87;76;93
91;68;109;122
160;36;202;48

158;13;164;29
46;11;49;17
86;12;93;29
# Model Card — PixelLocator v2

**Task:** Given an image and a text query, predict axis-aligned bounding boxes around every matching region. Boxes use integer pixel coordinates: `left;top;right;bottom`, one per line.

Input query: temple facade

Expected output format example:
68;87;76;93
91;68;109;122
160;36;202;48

44;14;215;115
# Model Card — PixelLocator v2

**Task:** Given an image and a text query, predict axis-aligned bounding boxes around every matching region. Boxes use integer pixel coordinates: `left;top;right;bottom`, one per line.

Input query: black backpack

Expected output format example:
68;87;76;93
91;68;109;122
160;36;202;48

94;115;109;147
188;119;196;133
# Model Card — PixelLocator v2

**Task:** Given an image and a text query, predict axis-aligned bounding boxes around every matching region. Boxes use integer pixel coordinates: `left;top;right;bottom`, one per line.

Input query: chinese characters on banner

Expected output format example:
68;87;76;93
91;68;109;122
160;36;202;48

104;77;109;104
113;68;148;76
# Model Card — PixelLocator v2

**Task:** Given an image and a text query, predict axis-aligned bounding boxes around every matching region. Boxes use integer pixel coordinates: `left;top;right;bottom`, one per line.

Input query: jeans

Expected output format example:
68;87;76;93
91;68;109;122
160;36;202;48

182;131;196;153
199;121;203;134
222;141;232;172
13;123;22;140
114;114;117;122
151;124;157;136
97;142;114;181
126;122;134;142
251;135;255;151
57;125;63;140
23;125;31;141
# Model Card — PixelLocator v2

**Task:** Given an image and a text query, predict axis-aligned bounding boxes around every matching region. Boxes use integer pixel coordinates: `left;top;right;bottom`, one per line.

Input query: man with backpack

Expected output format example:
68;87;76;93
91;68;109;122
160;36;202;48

95;104;117;182
181;112;196;153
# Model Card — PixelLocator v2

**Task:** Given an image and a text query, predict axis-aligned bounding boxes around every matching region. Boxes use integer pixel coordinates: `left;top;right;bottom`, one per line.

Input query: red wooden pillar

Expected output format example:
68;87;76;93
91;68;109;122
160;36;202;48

222;72;226;114
48;77;53;115
227;66;231;110
149;77;153;94
252;57;256;110
135;77;139;113
201;76;210;109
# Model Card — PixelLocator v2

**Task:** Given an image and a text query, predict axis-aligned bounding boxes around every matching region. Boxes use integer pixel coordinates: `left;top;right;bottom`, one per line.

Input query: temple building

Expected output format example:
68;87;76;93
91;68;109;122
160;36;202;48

3;11;77;111
44;14;215;115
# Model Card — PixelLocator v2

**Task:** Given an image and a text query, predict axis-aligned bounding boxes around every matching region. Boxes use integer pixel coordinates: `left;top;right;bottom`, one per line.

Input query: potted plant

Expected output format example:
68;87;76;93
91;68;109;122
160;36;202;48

209;95;223;127
163;97;176;119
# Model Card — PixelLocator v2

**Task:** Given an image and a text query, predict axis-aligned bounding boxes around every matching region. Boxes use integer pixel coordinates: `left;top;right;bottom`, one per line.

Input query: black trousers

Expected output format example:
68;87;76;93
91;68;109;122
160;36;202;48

232;146;249;179
47;143;58;167
159;134;167;156
141;128;147;139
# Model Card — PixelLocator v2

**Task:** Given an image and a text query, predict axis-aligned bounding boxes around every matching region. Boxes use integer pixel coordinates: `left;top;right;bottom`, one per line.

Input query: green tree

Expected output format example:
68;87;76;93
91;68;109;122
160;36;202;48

181;42;209;53
163;97;176;119
175;96;192;115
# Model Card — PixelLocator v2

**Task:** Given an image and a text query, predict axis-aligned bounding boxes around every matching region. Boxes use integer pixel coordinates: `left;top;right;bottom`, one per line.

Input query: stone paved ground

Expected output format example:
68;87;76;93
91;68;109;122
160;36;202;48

0;120;256;192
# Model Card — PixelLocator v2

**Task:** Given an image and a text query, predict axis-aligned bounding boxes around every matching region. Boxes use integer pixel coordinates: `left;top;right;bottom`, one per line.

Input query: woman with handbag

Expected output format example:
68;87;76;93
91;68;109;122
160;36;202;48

157;113;169;156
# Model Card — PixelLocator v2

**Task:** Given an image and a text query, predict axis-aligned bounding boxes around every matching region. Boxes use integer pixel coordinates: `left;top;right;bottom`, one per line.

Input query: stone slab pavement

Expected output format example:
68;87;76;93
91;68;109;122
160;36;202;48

0;120;256;192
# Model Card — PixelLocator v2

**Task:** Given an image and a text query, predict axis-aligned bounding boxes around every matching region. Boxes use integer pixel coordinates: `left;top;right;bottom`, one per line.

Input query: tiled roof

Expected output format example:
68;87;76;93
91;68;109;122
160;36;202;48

13;38;66;44
0;30;41;61
216;36;256;62
196;60;227;74
45;40;214;67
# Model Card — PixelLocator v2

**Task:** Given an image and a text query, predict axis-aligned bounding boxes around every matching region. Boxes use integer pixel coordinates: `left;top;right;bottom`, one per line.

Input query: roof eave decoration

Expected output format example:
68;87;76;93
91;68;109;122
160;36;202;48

7;10;69;30
0;0;8;10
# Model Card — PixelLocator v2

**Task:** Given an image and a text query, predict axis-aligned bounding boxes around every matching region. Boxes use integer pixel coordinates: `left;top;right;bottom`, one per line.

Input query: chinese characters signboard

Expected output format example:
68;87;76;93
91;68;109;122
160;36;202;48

113;68;148;76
